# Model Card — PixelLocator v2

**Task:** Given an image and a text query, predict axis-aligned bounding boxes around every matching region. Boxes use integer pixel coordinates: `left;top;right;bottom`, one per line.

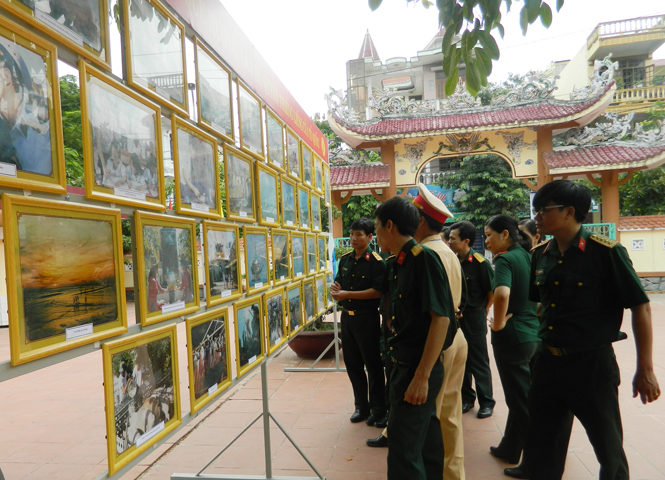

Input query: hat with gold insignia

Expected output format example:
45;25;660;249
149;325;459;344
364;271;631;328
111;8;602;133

412;183;454;224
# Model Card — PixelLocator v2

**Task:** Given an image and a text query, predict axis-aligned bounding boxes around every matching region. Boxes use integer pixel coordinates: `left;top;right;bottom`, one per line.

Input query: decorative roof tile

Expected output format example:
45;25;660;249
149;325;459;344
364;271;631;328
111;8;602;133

383;76;411;85
619;215;665;231
330;164;391;189
544;144;665;173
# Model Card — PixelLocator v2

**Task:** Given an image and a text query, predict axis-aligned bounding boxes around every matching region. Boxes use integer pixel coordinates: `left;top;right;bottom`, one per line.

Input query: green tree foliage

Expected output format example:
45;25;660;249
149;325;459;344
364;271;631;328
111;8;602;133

438;154;530;225
477;72;529;105
60;75;85;187
341;195;379;235
369;0;563;95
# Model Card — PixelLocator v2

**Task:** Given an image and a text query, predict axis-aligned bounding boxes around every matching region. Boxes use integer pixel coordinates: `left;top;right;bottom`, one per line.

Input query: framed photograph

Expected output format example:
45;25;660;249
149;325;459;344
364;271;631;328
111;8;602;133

223;144;255;222
285;126;300;181
256;162;280;227
325;271;334;308
317;235;328;272
302;277;316;325
80;61;165;210
280;175;297;229
0;0;111;70
315;275;326;317
298;185;311;231
122;0;188;116
271;228;291;286
291;231;305;279
301;143;313;187
286;281;304;338
305;233;318;276
311;193;322;233
172;115;221;219
135;211;199;326
237;80;264;160
314;154;323;193
234;295;265;378
194;38;234;143
243;226;270;295
264;287;287;355
186;308;232;414
323;163;331;207
103;324;180;475
3;194;127;366
203;221;242;306
266;108;286;173
0;20;66;193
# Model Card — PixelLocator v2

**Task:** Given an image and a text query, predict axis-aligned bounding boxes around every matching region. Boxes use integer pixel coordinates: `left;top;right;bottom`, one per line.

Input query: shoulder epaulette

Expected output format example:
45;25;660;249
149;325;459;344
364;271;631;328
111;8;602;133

531;239;551;252
340;250;353;257
386;254;396;260
589;233;619;248
411;244;423;256
473;252;486;263
372;251;383;261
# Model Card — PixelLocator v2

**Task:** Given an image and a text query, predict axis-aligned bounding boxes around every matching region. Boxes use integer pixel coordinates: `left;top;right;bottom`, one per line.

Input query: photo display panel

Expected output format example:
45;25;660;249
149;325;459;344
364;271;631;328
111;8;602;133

203;221;242;306
234;295;265;377
195;39;234;143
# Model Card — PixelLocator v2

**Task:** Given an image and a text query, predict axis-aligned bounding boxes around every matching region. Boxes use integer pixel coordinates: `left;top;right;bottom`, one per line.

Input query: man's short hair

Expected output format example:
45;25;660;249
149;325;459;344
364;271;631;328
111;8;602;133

350;217;374;236
451;221;476;244
533;180;591;223
374;197;419;237
442;226;451;241
419;210;445;233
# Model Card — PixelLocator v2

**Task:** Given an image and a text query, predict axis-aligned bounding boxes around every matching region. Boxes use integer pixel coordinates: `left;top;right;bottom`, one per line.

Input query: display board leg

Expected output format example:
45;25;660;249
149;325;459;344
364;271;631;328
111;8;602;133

0;466;5;480
172;362;324;480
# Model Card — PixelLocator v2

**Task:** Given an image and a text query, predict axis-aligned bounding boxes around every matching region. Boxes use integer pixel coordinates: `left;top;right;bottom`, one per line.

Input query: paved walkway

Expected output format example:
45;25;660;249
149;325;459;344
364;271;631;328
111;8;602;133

1;294;664;479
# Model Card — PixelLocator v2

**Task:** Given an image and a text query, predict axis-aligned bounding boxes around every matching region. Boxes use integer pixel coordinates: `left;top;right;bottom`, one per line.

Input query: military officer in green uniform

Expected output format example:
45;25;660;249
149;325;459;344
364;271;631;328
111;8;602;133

448;221;496;419
518;180;661;480
331;218;387;425
374;196;456;480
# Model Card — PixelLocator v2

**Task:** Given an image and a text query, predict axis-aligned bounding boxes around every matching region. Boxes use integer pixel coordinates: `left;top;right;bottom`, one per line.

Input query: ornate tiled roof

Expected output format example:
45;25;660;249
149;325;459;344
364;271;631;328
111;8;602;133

330;164;390;190
544;144;665;173
358;30;380;62
618;215;665;231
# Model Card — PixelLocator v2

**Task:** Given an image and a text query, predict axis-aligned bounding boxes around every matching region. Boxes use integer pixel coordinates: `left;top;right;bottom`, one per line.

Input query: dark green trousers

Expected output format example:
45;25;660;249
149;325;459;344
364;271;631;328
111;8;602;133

387;360;444;480
523;345;628;480
460;309;495;408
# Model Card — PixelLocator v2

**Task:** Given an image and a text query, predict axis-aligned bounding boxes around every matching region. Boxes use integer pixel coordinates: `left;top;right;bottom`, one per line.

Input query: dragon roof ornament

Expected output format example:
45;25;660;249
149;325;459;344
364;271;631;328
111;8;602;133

557;112;665;147
491;69;559;105
569;54;619;101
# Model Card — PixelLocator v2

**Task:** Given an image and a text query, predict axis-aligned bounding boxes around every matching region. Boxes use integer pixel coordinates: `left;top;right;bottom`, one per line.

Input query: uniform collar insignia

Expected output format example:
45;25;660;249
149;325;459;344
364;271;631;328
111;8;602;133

365;253;370;261
397;251;406;265
468;254;473;263
578;237;586;252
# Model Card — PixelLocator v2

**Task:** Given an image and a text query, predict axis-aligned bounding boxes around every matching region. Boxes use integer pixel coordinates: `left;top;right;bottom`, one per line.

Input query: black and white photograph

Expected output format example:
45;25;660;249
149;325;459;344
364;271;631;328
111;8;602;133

287;282;303;337
265;289;286;353
235;297;264;376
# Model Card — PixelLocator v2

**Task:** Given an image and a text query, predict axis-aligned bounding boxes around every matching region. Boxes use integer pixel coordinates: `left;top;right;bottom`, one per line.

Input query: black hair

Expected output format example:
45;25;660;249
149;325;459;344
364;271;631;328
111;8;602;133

0;43;25;92
350;217;375;236
419;210;445;233
450;221;476;244
374;196;419;237
485;215;532;251
518;218;537;237
442;226;451;241
532;180;591;223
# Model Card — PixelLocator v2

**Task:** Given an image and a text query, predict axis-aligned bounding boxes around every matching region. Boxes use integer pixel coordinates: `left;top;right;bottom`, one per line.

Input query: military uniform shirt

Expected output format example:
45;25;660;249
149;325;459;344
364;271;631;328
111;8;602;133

387;239;455;364
491;243;539;347
530;226;649;348
334;247;387;311
460;247;494;309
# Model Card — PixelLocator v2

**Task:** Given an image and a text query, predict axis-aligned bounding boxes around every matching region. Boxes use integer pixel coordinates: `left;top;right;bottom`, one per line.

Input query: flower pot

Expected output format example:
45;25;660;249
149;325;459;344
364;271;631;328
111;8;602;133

288;330;341;359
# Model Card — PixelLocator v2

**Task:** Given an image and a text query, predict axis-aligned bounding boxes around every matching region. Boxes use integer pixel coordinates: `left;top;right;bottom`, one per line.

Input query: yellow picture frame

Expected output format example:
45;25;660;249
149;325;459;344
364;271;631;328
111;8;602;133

237;80;264;160
122;0;188;116
302;277;316;325
314;274;327;317
323;162;331;207
134;211;200;326
285;125;301;182
256;162;280;227
264;287;287;355
194;38;234;144
300;142;313;188
317;234;329;273
297;185;311;231
0;0;112;71
202;221;242;306
290;231;305;280
311;193;322;233
280;175;297;229
172;114;222;219
271;228;291;286
243;225;270;296
186;307;233;414
305;233;318;277
223;143;256;223
2;194;127;366
234;295;265;378
265;108;286;173
286;281;304;338
80;60;166;210
325;271;334;309
0;19;66;194
102;324;181;475
314;154;323;194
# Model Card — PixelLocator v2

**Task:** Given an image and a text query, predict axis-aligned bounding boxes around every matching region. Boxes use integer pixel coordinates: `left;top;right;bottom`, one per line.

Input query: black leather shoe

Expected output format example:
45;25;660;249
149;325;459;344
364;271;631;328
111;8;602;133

366;434;388;447
477;406;493;418
462;402;474;414
504;466;529;479
489;446;520;464
374;412;389;428
350;409;370;423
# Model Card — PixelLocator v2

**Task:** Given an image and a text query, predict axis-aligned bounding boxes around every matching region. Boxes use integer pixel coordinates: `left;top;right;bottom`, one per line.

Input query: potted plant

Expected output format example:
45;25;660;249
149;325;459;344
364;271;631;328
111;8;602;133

288;309;341;359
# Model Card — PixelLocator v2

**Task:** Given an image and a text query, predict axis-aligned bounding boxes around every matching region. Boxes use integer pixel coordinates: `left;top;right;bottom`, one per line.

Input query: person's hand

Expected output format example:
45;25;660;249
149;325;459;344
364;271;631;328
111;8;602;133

490;313;512;332
633;367;661;404
331;290;347;301
330;282;341;294
404;374;429;405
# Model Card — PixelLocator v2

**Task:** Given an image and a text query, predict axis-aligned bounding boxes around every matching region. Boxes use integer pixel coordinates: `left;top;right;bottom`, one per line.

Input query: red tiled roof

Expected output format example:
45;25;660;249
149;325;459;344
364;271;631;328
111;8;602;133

544;144;665;172
383;76;411;85
619;215;665;231
330;83;615;139
330;164;391;189
358;30;380;62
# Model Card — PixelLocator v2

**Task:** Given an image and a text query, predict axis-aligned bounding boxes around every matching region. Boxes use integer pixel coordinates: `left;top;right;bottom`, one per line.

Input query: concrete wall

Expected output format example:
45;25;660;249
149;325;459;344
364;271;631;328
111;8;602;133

552;45;591;99
620;229;665;276
423;68;437;101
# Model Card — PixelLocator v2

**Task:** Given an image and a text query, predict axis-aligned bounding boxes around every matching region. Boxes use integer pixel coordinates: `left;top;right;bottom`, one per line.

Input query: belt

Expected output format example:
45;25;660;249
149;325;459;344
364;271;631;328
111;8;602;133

462;306;485;312
543;343;606;357
341;308;377;316
391;353;444;364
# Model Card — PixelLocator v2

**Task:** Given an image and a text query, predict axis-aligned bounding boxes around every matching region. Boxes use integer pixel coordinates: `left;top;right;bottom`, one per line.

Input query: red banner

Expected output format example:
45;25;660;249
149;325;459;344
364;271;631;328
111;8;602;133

165;0;327;161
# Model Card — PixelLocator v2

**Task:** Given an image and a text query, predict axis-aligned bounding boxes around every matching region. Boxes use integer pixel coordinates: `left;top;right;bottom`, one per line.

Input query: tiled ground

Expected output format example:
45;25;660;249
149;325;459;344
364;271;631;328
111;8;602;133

1;294;664;480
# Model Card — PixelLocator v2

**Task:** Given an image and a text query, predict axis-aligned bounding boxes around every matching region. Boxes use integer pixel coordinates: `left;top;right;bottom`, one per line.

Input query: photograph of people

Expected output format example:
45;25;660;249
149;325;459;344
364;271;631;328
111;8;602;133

266;293;284;348
191;317;228;399
237;304;261;367
292;235;304;276
207;229;238;297
288;286;303;334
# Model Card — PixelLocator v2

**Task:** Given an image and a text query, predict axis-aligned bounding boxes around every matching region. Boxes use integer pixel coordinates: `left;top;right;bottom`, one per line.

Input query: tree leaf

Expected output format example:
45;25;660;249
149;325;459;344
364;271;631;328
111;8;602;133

465;61;482;95
519;7;529;35
479;30;500;59
368;0;383;11
496;23;505;38
474;48;490;81
556;0;564;11
476;47;493;76
445;69;459;96
526;0;541;23
540;2;552;28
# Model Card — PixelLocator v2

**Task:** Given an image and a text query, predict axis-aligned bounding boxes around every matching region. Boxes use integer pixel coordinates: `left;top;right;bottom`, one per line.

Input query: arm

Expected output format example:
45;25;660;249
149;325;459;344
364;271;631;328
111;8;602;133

331;287;382;301
630;302;661;403
490;286;513;331
485;291;494;312
404;312;449;405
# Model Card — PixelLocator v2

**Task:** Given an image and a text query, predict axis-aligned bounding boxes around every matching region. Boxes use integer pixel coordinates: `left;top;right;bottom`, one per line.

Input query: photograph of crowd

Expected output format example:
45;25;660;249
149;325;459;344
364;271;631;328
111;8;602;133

286;128;300;178
205;227;239;299
225;147;254;220
238;85;262;156
196;43;232;139
281;178;296;227
292;234;304;277
287;284;303;336
236;300;263;371
175;125;217;211
0;34;54;176
266;291;285;351
190;315;228;400
272;232;290;282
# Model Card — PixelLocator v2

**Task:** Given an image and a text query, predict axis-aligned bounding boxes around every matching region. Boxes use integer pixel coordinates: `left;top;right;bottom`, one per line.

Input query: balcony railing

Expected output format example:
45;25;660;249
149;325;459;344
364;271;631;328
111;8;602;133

609;85;665;112
587;14;665;49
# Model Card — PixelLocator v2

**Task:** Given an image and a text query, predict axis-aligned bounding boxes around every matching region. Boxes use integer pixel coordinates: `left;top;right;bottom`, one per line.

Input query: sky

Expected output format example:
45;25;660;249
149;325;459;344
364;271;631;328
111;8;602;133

221;0;665;117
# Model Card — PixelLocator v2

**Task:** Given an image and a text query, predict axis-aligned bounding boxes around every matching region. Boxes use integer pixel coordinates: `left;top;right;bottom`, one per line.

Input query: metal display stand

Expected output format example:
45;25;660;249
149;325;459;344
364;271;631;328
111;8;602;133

171;362;324;480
